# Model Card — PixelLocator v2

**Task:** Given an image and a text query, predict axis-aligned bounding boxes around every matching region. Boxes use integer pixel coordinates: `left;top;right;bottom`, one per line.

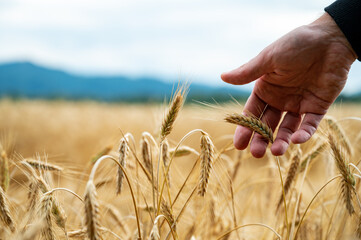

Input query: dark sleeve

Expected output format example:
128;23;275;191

325;0;361;61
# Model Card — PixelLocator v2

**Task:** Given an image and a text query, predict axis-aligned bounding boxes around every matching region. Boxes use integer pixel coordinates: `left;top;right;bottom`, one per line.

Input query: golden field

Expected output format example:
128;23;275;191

0;98;361;240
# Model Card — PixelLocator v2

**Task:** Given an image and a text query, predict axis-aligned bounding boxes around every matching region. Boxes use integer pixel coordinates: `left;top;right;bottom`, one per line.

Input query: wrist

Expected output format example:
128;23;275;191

310;13;357;60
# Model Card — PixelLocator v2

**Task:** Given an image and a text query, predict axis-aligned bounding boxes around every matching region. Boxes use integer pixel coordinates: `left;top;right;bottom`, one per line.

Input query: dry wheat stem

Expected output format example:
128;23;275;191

275;156;289;239
157;129;204;216
44;188;84;202
165;186;197;240
150;214;177;240
216;223;281;240
89;155;141;239
224;113;274;143
294;175;342;239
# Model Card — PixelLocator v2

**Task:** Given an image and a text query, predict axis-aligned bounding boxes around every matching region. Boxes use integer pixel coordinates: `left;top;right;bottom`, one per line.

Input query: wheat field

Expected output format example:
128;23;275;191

0;96;361;240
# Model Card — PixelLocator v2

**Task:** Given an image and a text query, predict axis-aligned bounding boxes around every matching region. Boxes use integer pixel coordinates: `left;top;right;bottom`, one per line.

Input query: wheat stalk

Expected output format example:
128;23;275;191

328;134;355;215
198;132;215;197
224;113;274;143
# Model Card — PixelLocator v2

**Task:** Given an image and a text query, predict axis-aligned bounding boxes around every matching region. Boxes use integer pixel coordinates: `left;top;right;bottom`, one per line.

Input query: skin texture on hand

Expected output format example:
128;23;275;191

222;13;357;158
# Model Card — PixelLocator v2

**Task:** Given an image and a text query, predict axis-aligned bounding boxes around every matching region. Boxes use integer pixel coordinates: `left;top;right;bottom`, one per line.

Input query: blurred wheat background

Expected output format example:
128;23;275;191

1;98;361;239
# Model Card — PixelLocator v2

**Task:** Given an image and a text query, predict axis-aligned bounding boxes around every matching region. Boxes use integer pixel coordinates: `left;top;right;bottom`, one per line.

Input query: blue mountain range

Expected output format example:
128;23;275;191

0;62;250;102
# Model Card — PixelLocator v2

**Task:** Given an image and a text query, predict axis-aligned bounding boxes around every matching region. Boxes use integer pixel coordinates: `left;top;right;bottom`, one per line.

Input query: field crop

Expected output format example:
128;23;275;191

0;96;361;240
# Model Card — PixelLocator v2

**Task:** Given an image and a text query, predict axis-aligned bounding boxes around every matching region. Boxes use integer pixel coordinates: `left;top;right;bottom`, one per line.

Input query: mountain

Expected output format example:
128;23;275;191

0;62;249;102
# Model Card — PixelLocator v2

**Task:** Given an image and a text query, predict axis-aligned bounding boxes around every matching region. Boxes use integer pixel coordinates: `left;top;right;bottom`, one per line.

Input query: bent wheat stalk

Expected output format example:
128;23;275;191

90;155;141;239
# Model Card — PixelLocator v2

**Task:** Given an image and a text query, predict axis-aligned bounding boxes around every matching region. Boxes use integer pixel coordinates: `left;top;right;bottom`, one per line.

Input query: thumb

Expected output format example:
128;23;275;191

221;52;270;85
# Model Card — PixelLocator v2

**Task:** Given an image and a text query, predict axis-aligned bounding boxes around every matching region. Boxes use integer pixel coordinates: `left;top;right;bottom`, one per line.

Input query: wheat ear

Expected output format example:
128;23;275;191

0;149;10;192
23;159;63;172
325;116;353;156
277;145;302;209
84;180;100;240
225;113;274;143
116;137;128;195
198;132;215;197
162;139;171;188
328;134;355;215
299;140;327;173
37;176;67;230
161;201;176;231
160;87;186;141
37;194;55;240
169;146;199;157
141;136;152;174
0;186;15;232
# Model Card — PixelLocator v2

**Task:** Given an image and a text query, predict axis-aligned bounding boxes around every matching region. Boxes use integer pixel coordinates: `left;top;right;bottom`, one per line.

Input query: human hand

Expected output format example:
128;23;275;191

222;13;357;158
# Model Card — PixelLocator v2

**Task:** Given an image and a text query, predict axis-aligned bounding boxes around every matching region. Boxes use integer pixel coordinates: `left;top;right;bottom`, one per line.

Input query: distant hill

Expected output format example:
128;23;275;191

0;62;250;102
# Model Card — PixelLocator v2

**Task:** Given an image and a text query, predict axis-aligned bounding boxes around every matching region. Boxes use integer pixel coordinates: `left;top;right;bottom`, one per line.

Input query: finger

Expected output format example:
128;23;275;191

221;52;270;85
291;113;324;144
271;112;302;156
233;92;266;150
250;106;282;158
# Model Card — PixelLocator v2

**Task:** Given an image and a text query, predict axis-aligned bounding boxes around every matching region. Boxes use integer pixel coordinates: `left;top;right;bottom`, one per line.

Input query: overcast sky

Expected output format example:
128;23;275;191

0;0;360;94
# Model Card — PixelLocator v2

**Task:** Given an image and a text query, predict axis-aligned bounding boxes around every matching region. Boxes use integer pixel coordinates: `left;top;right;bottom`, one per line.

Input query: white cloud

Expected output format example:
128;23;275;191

0;0;360;94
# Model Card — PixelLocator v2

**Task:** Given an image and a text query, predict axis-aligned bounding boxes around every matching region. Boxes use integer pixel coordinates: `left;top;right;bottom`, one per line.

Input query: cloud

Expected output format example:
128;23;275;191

0;0;360;93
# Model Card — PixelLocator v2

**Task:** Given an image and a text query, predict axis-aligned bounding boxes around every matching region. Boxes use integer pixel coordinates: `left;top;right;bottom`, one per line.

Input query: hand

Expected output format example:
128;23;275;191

221;13;357;158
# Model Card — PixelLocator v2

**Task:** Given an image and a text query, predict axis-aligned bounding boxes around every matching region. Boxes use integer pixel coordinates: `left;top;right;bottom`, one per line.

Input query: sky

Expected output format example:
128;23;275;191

0;0;360;94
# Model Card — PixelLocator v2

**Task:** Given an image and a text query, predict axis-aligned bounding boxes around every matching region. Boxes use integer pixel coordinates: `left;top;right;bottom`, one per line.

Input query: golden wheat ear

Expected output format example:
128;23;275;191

328;134;355;215
116;136;128;195
276;145;302;210
198;132;215;197
160;85;187;141
84;180;100;240
224;113;274;143
0;186;15;232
